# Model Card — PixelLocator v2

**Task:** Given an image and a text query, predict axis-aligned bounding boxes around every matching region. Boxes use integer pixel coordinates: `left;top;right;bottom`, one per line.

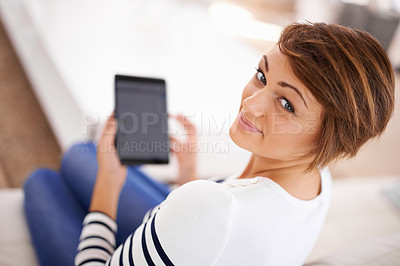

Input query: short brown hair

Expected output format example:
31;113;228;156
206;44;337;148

278;22;395;173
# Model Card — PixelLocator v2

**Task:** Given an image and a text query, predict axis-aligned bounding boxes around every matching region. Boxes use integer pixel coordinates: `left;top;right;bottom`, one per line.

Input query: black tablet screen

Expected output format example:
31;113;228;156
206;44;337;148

115;75;169;165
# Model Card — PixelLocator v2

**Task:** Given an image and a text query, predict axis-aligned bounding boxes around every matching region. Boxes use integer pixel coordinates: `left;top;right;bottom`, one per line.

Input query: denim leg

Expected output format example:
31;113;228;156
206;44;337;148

23;169;85;266
59;141;101;211
116;167;170;244
60;141;171;245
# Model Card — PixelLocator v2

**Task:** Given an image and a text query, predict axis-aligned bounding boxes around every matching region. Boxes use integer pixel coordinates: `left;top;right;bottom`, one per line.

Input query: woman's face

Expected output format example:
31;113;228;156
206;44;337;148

229;46;324;161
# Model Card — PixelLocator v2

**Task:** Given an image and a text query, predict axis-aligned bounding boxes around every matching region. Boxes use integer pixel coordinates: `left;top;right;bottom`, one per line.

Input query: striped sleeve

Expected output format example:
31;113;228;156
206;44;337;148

75;179;233;266
75;211;117;266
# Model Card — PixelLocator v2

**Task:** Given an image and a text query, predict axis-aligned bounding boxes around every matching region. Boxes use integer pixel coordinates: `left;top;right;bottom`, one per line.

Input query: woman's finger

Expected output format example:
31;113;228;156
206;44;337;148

171;136;189;155
175;114;197;135
169;135;180;143
169;137;181;156
105;116;117;133
170;115;197;142
100;115;117;145
169;135;181;148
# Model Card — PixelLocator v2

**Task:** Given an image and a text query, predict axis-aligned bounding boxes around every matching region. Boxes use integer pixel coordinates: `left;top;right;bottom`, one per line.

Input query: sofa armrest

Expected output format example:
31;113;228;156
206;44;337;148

0;189;39;266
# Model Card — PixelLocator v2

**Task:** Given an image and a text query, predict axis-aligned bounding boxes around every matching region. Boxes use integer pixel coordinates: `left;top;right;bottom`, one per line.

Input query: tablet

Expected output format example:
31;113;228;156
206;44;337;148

114;75;169;165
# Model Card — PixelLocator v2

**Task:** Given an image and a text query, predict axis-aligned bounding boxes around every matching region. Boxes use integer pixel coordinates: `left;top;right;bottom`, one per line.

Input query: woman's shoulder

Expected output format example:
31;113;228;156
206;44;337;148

161;179;233;211
154;180;234;265
156;179;234;241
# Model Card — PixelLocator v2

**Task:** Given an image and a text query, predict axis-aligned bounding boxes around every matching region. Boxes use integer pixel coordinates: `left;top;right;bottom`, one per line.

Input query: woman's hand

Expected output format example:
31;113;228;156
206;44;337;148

89;113;127;219
169;113;199;186
96;113;127;189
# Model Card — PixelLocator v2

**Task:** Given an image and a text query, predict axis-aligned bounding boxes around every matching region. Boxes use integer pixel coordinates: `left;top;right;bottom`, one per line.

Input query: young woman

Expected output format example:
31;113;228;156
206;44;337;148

24;21;395;266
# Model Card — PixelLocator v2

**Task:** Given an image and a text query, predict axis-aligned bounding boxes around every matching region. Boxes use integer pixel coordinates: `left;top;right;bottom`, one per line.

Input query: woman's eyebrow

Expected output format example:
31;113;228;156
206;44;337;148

263;55;269;72
278;81;308;108
262;55;308;109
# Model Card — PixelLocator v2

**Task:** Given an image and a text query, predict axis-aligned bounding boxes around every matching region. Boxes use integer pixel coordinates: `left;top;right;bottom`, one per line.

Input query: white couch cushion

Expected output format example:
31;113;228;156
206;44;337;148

306;232;400;265
0;189;38;266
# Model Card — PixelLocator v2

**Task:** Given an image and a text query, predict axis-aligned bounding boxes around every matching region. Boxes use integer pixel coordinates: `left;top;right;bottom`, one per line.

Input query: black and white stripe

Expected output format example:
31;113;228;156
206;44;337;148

215;178;226;183
149;212;174;266
131;207;174;266
75;208;174;266
75;212;117;266
142;205;161;224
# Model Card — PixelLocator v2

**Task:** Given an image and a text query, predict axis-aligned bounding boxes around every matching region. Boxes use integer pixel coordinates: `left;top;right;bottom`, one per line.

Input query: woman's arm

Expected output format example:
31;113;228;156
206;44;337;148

75;113;126;265
169;114;199;186
89;113;127;220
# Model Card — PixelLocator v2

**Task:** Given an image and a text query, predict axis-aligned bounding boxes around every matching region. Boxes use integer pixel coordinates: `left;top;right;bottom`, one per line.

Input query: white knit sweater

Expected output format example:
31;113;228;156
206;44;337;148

75;166;332;266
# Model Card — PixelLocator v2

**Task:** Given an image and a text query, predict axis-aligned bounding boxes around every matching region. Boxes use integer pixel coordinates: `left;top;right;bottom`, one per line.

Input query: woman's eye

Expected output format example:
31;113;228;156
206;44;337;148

255;67;267;85
278;97;295;113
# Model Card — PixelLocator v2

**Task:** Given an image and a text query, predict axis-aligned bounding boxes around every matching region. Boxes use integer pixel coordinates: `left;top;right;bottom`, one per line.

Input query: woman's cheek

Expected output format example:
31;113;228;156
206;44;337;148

287;116;305;135
269;113;289;135
303;112;319;135
268;112;304;136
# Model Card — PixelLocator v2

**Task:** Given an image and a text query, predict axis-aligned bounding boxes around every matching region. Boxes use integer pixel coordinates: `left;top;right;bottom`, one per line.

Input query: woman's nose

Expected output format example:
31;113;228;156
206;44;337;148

243;92;267;118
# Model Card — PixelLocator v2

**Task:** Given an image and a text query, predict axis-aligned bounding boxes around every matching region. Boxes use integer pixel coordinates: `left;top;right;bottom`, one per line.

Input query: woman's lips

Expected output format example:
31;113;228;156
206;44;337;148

238;111;262;134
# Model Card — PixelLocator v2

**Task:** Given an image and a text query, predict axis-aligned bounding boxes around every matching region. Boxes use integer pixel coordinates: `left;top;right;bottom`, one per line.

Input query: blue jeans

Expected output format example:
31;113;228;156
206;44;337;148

23;142;171;266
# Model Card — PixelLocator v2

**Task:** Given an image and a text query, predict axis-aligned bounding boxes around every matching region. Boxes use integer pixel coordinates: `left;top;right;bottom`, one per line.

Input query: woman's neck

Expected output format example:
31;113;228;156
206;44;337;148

237;154;321;200
238;154;312;178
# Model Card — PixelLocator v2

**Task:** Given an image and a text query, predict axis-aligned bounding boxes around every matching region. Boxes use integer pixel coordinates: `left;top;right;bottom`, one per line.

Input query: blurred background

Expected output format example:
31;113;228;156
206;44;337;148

1;0;400;187
0;0;400;264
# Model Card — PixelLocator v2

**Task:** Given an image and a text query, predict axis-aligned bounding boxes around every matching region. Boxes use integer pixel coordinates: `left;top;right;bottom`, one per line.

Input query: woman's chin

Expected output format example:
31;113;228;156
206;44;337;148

229;121;245;147
228;120;238;137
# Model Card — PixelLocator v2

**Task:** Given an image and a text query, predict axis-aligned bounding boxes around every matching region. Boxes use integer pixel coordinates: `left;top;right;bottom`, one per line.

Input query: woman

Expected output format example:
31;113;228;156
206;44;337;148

24;21;395;265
